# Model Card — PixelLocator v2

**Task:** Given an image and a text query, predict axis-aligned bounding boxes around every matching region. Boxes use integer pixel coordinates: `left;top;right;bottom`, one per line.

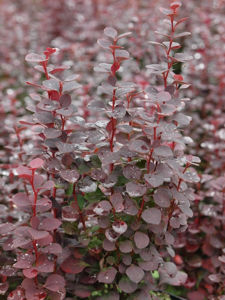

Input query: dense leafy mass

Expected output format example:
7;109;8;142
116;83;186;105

0;0;224;300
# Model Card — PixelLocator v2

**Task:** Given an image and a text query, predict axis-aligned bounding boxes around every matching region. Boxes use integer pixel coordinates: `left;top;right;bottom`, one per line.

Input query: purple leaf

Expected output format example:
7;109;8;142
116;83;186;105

174;31;191;38
170;217;180;228
12;237;31;249
60;169;80;183
126;182;147;197
123;165;142;180
124;196;138;215
44;128;62;139
115;49;129;59
118;277;138;293
119;240;133;253
36;197;52;213
39;180;55;190
63;81;81;92
138;260;158;271
23;268;38;279
34;111;55;124
104;27;117;39
0;223;15;235
97;267;117;284
59;94;72;108
43;79;59;91
141;208;161;224
122;255;132;266
27;228;49;240
160;270;187;286
62;206;79;222
7;287;25;300
144;174;164;187
36;254;54;273
25;53;46;63
105;228;120;242
44;274;65;292
117;32;132;40
174;53;193;62
11;193;31;211
0;282;9;295
110;193;124;212
103;239;116;251
56;106;74;117
134;231;150;249
153;146;173;158
15;166;32;179
126;265;145;283
93;201;112;216
157;91;171;102
97;39;111;49
42;243;62;255
153;187;171;208
61;257;86;274
74;285;92;298
112;220;128;235
39;217;61;231
13;252;34;269
129;140;149;154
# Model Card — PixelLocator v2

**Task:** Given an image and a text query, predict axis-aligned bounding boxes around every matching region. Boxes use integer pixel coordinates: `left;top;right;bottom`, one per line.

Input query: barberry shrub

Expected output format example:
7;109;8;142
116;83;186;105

0;1;202;300
171;1;225;298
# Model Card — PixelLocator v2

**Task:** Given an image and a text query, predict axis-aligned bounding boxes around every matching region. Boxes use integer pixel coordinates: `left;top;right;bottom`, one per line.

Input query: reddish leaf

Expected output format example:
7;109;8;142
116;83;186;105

60;169;80;183
93;200;112;215
27;228;49;240
112;220;127;235
29;158;44;169
23;268;38;279
119;240;133;253
25;53;46;63
126;182;147;197
7;287;25;300
42;243;62;255
0;223;15;235
97;267;117;283
59;94;72;108
104;27;118;39
141;208;161;225
15;166;32;180
61;257;87;274
106;118;117;133
39;217;61;231
36;254;55;273
118;277;137;294
126;265;145;283
11;193;31;211
44;274;65;292
0;282;9;295
62;206;79;222
134;231;150;249
110;193;124;212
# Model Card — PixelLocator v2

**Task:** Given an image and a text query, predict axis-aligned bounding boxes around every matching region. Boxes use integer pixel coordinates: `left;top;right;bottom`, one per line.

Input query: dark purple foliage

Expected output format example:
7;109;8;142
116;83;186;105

0;0;224;299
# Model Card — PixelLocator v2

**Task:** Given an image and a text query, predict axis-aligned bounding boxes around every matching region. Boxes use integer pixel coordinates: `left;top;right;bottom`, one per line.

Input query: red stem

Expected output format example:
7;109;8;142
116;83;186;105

137;196;145;221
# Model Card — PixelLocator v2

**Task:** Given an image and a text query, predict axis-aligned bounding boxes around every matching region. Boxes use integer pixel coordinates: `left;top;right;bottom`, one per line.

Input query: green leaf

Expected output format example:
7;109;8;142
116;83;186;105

76;158;90;174
84;188;105;203
115;175;129;187
77;194;85;209
152;270;159;279
136;159;146;169
66;183;73;196
62;221;77;235
90;155;102;168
